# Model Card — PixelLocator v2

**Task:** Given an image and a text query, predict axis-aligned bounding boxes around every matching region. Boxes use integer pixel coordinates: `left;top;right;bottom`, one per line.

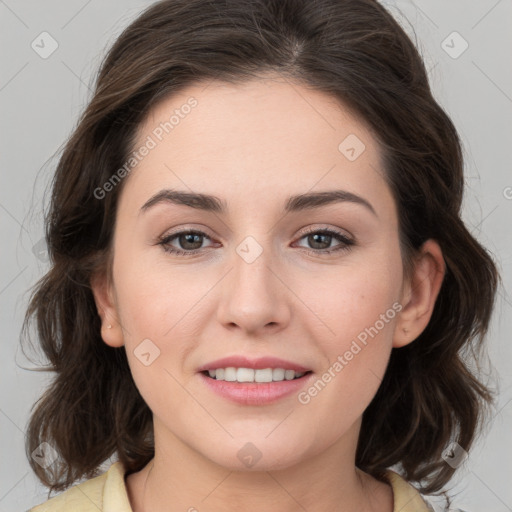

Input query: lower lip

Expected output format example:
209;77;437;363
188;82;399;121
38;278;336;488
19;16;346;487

199;372;314;405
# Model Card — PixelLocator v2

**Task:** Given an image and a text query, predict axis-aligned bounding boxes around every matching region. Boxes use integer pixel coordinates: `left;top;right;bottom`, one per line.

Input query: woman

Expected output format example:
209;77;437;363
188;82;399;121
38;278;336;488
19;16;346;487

24;0;499;511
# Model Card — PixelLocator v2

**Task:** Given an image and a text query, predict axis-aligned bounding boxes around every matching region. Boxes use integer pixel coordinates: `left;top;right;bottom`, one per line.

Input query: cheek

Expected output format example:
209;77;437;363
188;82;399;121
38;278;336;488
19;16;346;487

298;254;401;347
113;250;202;338
111;251;211;398
294;255;401;410
111;261;197;414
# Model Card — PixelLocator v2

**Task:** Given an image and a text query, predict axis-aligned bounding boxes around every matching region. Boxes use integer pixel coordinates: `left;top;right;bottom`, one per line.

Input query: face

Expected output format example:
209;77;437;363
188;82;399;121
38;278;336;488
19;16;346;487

96;75;416;471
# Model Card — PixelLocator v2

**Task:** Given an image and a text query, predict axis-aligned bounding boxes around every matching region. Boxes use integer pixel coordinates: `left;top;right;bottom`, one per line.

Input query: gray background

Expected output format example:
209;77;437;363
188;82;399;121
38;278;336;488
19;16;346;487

1;1;511;511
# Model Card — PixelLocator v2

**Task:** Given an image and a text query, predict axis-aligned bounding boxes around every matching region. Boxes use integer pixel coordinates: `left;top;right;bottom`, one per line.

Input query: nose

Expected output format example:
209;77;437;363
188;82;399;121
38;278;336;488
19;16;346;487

216;240;291;336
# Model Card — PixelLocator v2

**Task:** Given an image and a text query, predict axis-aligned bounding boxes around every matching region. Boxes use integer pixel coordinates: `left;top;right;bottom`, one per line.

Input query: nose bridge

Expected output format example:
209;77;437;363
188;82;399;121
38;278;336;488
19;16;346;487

234;234;274;289
217;232;289;333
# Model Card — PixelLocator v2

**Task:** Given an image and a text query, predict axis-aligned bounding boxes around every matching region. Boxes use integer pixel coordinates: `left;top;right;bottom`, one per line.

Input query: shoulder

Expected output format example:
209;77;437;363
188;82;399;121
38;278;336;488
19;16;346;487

28;461;132;512
383;469;435;512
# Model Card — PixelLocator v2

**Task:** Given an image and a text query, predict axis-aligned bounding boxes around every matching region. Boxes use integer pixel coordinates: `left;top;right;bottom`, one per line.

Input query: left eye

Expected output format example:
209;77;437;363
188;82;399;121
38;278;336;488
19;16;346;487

294;229;354;253
158;228;354;256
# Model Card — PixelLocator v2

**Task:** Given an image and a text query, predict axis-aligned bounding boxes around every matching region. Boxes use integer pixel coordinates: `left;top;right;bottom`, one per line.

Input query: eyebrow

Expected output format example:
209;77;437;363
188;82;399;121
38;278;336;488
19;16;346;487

139;189;377;217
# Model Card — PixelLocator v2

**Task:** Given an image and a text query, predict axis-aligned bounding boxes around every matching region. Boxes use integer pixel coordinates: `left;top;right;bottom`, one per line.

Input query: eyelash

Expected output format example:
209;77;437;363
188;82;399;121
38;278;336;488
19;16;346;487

157;227;355;257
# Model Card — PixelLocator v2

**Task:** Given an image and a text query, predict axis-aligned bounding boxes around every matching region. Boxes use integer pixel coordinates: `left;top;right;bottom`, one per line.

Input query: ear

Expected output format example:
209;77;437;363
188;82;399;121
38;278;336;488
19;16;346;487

393;239;446;348
90;270;125;348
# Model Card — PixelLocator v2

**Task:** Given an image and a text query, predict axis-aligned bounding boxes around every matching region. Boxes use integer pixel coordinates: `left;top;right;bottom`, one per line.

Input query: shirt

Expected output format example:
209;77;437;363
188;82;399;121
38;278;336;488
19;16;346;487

29;461;433;511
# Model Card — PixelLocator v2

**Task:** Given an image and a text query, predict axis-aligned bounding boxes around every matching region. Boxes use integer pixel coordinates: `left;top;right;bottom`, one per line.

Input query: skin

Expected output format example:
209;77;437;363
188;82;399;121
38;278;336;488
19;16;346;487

92;74;445;512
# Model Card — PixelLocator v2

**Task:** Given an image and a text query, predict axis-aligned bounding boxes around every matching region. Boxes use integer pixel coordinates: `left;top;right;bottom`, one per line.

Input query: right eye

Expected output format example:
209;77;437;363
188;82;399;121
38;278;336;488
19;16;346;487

158;230;216;256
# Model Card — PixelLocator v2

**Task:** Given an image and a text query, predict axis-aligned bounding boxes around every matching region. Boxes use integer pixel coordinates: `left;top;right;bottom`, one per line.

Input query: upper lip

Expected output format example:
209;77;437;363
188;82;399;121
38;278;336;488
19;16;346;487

197;356;311;373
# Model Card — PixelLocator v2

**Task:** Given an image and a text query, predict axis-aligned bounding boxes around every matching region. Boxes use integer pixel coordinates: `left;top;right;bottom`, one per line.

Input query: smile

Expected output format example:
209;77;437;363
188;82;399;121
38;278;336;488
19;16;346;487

203;367;310;383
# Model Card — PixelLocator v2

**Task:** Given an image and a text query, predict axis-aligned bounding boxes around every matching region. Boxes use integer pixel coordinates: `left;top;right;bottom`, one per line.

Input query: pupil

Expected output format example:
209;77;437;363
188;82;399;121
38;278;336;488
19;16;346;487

181;233;202;249
310;233;330;249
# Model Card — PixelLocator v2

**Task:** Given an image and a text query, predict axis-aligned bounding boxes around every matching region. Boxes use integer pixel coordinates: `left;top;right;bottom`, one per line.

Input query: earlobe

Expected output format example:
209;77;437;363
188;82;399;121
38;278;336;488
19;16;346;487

393;239;446;348
90;271;125;348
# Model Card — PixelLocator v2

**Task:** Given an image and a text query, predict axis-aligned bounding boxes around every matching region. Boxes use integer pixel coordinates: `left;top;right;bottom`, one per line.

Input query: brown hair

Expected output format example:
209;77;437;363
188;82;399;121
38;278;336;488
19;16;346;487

22;0;499;503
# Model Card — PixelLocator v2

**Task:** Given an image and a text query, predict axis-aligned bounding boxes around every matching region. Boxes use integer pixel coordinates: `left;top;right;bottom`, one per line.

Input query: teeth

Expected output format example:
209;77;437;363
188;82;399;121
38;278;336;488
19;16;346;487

205;367;306;383
254;368;272;382
224;367;237;381
272;368;285;381
285;369;295;380
237;368;255;382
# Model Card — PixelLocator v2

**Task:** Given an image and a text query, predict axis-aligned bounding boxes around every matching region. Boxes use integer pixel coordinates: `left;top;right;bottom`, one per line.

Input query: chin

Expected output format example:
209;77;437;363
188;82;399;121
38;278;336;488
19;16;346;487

196;432;313;472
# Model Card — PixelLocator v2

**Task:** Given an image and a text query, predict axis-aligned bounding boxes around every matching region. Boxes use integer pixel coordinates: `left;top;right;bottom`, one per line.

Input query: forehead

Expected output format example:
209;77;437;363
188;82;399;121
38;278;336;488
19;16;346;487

136;75;380;161
123;75;394;221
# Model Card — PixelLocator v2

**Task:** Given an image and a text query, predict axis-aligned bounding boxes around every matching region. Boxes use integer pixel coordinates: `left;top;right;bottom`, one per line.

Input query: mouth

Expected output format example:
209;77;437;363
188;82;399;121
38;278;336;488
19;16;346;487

198;367;315;405
196;356;314;404
201;368;313;383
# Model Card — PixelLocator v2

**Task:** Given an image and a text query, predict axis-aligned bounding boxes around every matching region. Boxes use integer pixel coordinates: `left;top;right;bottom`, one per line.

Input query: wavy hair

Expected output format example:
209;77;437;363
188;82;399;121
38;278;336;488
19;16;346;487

22;0;499;503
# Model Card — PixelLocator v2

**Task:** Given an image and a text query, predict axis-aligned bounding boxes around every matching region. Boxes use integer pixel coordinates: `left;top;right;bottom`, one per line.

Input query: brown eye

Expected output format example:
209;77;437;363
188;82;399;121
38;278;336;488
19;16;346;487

158;230;214;255
175;232;204;250
295;228;355;255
